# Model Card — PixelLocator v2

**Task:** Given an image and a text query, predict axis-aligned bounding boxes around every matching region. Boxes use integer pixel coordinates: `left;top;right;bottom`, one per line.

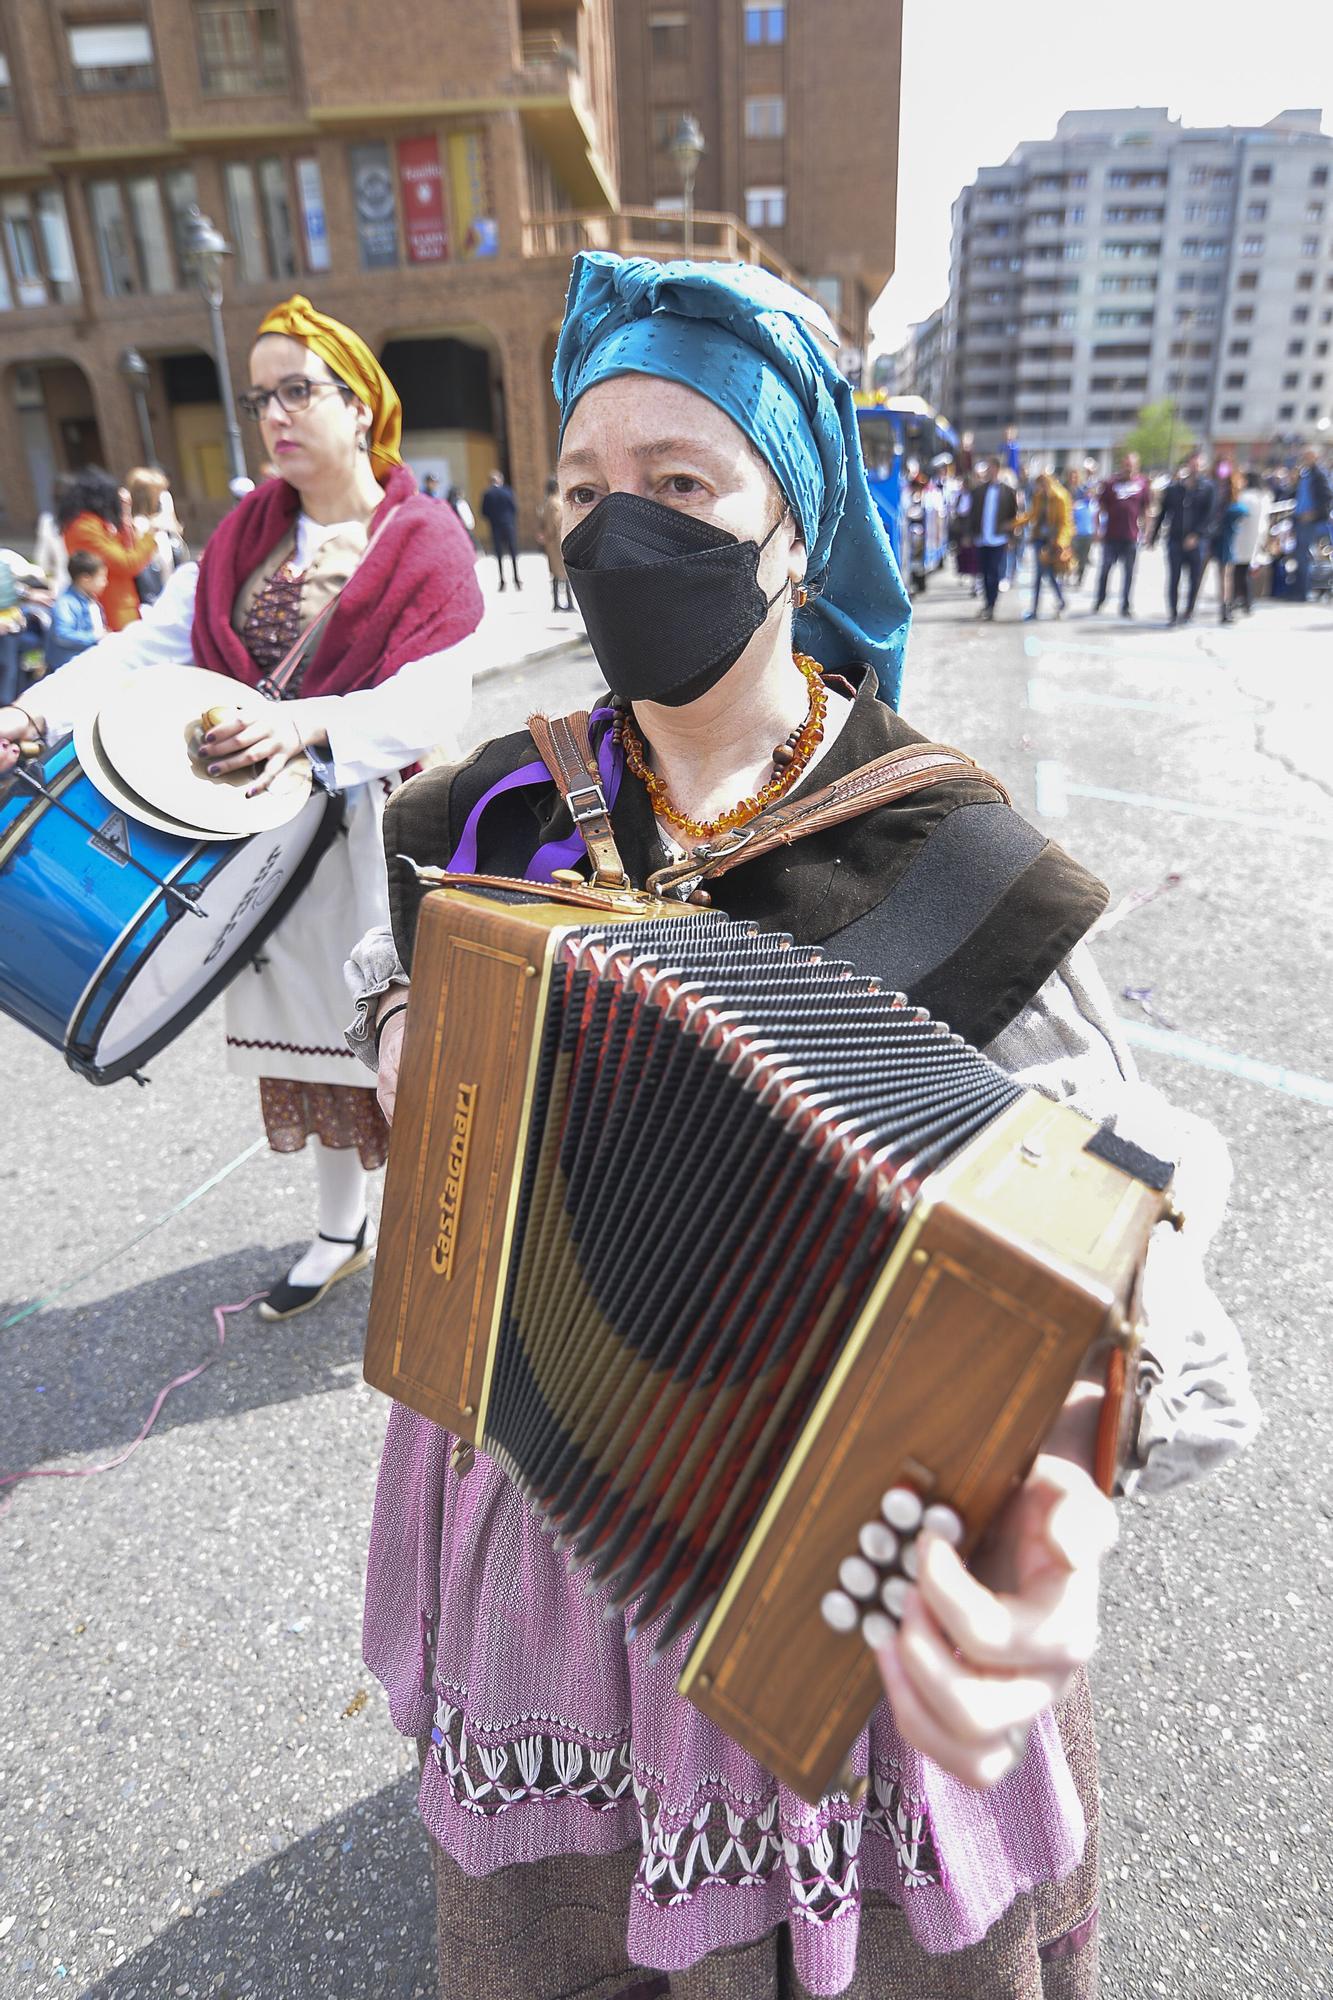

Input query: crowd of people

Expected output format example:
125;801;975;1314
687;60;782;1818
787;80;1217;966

942;441;1332;626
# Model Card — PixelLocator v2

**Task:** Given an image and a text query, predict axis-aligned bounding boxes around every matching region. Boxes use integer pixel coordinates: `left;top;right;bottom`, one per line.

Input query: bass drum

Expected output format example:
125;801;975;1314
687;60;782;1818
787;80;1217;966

0;735;344;1084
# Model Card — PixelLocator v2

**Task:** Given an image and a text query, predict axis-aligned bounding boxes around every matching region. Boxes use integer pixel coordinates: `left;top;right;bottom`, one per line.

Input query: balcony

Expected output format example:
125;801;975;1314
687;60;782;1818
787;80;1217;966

524;208;808;294
516;32;614;207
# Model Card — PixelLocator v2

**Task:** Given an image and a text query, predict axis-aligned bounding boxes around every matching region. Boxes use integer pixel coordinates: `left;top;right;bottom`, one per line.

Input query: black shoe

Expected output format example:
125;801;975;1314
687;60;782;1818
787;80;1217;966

258;1218;375;1322
1121;605;1133;619
498;580;507;592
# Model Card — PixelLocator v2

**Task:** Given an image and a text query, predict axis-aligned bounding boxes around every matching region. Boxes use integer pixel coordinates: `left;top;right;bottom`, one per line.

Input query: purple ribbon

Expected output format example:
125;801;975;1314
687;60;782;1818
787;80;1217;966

445;707;622;884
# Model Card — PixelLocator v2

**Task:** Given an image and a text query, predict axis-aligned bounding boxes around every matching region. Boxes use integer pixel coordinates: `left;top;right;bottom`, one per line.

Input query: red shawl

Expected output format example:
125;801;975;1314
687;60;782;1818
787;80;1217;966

191;464;483;696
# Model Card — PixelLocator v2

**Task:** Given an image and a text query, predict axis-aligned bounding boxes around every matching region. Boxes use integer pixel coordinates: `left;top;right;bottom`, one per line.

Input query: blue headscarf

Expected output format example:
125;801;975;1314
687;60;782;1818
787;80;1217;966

552;252;911;707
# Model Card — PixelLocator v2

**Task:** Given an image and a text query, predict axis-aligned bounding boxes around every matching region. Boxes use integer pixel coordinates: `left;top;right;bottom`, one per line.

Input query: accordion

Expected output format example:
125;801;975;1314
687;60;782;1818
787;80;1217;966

365;876;1172;1803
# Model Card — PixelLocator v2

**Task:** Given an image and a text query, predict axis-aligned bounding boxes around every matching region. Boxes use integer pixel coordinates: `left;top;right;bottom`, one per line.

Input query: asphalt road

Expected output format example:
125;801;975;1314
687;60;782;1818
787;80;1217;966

1;548;1330;1998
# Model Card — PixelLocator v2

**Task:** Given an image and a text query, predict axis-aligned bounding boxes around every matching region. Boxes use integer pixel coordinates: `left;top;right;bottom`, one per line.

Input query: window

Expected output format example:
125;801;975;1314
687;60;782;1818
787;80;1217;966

743;3;785;45
1318;340;1329;356
1244;200;1267;221
1220;404;1241;422
1288;339;1305;355
1302;236;1320;257
293;156;329;271
67;21;156;90
34;188;79;303
1228;338;1250;355
195;2;287;93
1283;372;1299;389
1061;241;1083;260
744;95;785;139
164;168;200;275
1;195;48;306
0;53;11;115
745;184;785;229
1298;271;1315;291
1250;163;1272;184
1177;272;1196;291
649;11;689;62
1307;404;1321;420
1307;201;1325;221
1188;166;1208;187
126;175;174;293
1234;304;1255;322
1294;305;1311;323
1313;372;1326;388
1313;165;1330;187
257;157;297;277
1240;236;1264;256
88;181;138;295
1238;270;1259;291
1224;372;1246;389
224;160;268;283
811;275;841;318
1279;402;1296;419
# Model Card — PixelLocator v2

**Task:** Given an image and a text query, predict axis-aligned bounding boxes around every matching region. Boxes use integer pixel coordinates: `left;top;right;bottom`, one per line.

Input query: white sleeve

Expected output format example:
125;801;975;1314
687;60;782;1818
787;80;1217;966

287;628;478;790
34;563;201;737
983;941;1260;1496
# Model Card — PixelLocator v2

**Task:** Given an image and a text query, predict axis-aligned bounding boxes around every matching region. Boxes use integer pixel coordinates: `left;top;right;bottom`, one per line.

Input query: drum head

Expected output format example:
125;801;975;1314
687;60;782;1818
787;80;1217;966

95;664;313;837
74;783;346;1083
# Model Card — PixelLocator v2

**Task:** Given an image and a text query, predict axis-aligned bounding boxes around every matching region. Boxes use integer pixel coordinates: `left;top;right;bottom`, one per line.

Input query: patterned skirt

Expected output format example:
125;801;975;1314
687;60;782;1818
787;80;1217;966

258;1078;389;1170
425;1674;1100;1998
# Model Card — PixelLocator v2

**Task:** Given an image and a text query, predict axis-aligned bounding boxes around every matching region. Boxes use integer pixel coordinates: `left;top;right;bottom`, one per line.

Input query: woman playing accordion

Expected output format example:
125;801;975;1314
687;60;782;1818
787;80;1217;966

345;256;1256;2000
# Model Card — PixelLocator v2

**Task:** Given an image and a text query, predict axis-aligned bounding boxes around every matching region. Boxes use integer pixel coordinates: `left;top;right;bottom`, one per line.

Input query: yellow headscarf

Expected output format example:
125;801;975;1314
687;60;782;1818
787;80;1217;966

255;294;403;474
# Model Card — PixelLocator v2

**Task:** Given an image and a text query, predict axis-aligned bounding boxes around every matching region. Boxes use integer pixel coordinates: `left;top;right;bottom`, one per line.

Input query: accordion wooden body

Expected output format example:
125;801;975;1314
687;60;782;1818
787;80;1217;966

366;878;1172;1803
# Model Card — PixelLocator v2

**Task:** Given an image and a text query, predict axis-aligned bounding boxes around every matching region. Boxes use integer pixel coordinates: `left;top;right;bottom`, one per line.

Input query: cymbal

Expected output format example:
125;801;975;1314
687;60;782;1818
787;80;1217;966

73;710;247;842
94;664;314;838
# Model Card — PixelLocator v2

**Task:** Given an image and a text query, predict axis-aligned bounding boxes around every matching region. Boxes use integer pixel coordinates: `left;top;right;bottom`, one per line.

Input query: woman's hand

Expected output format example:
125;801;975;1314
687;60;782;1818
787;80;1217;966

871;1453;1117;1791
375;995;408;1125
0;703;43;777
201;707;308;797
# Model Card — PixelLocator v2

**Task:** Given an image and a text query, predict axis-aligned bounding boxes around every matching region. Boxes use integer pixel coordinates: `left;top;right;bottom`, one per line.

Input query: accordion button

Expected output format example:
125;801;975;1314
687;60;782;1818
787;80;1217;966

881;1576;911;1620
820;1590;860;1634
838;1555;879;1600
858;1521;899;1567
923;1503;965;1547
881;1486;923;1533
860;1610;896;1651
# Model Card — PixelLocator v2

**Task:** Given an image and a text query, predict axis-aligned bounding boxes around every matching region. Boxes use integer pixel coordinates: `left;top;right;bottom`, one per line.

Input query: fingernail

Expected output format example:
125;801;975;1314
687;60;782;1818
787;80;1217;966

208;763;220;775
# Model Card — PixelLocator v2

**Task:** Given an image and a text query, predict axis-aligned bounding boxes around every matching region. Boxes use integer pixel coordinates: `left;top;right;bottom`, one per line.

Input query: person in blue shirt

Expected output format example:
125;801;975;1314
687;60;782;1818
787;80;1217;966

1068;468;1097;588
1292;446;1332;601
45;549;108;671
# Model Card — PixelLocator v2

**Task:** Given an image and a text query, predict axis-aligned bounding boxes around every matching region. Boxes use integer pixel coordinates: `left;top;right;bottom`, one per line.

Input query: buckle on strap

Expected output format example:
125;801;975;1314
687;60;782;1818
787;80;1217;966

565;779;610;825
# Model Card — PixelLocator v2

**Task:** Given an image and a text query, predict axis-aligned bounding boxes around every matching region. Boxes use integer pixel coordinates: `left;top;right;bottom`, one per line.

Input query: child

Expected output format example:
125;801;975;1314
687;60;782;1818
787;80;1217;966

45;549;108;671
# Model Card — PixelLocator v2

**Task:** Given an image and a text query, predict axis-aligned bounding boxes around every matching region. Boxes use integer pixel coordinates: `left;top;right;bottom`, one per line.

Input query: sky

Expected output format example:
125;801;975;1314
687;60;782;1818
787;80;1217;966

869;2;1333;357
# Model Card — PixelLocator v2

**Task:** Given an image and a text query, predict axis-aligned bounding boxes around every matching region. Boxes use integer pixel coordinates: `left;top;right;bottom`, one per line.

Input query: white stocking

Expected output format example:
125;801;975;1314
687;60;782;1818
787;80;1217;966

285;1140;373;1288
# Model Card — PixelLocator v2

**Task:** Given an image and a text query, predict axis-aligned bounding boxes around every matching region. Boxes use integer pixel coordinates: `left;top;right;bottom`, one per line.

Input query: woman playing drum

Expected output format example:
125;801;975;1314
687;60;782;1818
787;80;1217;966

0;296;482;1318
348;256;1256;1999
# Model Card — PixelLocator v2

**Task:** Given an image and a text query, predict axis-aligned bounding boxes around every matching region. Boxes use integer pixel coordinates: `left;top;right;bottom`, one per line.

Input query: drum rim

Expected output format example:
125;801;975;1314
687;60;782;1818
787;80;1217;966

65;783;347;1085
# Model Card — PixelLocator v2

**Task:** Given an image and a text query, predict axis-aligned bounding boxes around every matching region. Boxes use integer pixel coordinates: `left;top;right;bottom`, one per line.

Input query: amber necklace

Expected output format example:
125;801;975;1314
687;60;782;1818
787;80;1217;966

615;653;828;844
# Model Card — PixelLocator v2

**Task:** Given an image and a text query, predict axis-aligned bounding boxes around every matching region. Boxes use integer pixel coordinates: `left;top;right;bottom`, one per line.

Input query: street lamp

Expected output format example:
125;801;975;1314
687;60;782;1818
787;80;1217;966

118;345;156;463
185;206;246;486
669;113;705;258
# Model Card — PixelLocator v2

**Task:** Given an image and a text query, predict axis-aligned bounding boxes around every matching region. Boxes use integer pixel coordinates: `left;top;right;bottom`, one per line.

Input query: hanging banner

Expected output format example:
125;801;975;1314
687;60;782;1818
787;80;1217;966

448;129;499;259
396;136;449;263
348;141;398;271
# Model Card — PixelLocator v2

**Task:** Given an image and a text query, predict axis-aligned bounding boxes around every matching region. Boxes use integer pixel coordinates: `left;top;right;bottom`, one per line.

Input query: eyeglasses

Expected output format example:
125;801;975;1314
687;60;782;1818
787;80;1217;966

237;377;346;422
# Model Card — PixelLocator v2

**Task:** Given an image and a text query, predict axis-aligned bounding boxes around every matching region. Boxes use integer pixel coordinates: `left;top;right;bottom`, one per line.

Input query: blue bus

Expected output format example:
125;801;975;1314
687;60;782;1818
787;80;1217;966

855;395;959;590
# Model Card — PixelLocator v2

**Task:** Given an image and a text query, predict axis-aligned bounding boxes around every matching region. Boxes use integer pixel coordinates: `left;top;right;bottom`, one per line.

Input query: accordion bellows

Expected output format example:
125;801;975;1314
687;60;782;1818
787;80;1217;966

366;881;1169;1803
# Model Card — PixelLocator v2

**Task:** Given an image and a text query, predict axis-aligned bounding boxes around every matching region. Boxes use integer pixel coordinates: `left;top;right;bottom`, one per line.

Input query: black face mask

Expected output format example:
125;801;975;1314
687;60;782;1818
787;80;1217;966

561;491;789;707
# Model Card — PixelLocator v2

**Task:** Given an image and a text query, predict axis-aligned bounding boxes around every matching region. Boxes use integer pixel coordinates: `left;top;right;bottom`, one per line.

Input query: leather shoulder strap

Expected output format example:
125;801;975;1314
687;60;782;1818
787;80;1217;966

526;709;629;887
647;743;1008;896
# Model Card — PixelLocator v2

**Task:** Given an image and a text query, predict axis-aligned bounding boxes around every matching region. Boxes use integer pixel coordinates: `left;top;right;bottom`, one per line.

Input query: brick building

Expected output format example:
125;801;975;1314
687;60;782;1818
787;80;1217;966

613;0;901;352
0;0;900;545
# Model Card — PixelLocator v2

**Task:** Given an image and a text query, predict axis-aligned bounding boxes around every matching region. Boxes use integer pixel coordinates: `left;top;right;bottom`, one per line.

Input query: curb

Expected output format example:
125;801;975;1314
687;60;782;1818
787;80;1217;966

473;632;591;683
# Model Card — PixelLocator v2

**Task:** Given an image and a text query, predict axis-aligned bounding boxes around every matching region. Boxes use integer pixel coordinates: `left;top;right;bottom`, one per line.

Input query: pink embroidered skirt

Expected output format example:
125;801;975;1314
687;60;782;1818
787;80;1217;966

364;1406;1096;1996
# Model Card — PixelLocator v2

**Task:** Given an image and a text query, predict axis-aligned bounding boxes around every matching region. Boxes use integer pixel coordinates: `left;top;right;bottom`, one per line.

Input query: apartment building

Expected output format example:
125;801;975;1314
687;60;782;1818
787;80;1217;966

891;305;946;411
944;107;1333;464
614;0;902;351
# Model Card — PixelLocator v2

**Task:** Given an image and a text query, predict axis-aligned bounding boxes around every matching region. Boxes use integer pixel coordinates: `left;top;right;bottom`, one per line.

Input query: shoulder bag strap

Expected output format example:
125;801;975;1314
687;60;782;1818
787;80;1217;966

526;709;629;888
646;742;1008;897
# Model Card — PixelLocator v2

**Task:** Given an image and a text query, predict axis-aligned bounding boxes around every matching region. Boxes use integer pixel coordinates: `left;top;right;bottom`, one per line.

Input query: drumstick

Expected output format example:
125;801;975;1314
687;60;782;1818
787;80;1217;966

18;739;41;759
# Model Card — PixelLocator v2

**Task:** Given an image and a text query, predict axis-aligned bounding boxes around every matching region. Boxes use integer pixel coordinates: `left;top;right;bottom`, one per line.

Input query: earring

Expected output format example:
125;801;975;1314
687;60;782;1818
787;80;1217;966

792;581;809;609
357;432;370;454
